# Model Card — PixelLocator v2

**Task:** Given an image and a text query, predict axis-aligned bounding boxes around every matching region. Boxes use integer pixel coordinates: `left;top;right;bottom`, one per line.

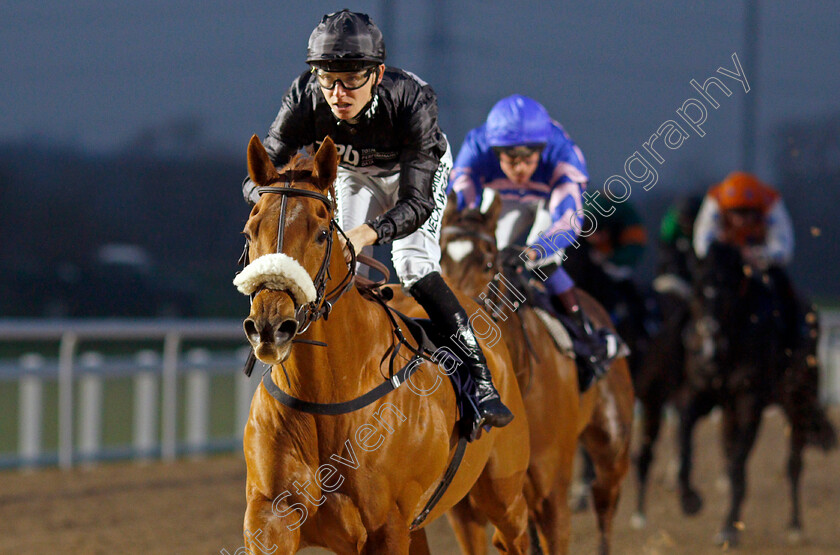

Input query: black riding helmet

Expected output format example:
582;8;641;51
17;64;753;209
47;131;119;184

306;10;386;72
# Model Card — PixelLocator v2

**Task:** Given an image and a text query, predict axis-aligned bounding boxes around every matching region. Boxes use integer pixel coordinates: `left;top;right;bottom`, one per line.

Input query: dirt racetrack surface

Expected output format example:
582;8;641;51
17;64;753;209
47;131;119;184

1;408;838;554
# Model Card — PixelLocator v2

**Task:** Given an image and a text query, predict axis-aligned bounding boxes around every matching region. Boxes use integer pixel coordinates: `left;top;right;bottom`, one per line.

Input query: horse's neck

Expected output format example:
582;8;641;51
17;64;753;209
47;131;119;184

281;257;392;400
457;266;494;298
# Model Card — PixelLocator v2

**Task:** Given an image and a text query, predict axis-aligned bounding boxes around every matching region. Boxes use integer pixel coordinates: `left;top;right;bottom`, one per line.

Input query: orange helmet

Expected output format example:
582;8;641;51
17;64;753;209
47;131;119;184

709;172;779;213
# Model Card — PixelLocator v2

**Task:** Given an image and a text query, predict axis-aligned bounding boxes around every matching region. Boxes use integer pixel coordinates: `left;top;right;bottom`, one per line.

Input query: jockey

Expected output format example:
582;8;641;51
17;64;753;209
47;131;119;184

585;200;647;280
694;172;836;449
693;170;802;335
693;171;794;268
694;171;797;336
448;94;621;388
657;194;703;291
569;199;649;346
241;10;513;434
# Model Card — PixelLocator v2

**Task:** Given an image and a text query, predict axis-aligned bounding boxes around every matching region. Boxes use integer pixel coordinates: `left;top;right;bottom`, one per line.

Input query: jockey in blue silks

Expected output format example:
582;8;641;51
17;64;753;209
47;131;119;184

448;95;621;388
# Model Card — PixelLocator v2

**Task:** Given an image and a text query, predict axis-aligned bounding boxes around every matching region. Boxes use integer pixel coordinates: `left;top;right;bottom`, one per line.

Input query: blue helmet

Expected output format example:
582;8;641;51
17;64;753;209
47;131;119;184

485;95;553;148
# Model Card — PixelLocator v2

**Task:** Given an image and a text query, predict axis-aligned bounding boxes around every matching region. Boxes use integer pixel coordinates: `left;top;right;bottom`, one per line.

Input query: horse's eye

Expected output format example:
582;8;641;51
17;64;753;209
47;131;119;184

316;228;329;244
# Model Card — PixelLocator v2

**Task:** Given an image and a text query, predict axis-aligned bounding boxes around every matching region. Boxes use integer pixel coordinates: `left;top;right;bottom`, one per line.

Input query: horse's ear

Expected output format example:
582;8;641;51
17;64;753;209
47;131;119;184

442;191;459;227
247;135;279;186
312;136;338;191
483;192;503;231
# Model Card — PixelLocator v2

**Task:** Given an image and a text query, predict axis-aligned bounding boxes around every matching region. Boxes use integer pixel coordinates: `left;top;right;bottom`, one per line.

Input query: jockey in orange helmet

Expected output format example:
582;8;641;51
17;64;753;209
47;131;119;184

693;172;793;267
693;172;836;449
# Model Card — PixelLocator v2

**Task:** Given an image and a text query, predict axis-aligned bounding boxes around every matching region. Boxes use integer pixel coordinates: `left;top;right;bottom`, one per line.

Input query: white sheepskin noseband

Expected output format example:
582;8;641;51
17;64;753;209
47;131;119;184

233;253;317;305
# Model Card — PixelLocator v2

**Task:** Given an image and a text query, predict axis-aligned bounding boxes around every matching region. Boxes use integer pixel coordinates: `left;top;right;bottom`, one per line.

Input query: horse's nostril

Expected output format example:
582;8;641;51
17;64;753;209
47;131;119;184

243;319;260;344
275;319;298;344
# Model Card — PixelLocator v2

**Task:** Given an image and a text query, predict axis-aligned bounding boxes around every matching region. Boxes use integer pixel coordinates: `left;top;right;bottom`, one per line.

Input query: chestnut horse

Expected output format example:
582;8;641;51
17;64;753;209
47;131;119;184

237;136;533;554
436;195;634;555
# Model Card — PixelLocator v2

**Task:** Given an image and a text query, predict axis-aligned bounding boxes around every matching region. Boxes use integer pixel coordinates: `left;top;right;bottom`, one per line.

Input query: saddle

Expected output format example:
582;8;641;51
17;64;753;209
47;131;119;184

493;263;627;390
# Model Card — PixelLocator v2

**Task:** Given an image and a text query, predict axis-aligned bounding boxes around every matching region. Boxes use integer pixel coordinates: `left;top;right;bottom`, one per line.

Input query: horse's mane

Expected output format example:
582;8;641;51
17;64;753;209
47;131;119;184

283;152;315;172
455;207;488;227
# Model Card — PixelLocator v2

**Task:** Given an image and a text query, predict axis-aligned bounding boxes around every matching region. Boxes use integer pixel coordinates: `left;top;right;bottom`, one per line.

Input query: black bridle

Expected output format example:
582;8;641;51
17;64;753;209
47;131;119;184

252;169;356;334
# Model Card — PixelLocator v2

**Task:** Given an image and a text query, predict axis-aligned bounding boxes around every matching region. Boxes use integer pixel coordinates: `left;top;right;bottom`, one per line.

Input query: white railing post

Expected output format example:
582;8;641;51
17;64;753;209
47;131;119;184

161;333;180;461
818;313;838;405
827;326;840;405
78;352;104;464
18;354;45;467
133;350;159;460
185;349;210;455
58;332;77;469
0;319;247;468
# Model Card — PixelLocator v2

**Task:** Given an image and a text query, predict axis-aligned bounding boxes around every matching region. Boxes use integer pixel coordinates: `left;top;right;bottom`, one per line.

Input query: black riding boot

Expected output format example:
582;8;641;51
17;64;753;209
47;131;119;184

554;288;621;391
410;272;514;435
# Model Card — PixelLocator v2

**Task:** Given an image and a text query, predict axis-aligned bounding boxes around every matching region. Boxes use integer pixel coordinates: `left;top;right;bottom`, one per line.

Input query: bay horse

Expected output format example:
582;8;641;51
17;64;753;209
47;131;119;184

561;240;652;381
561;238;654;514
632;250;837;540
435;194;634;555
237;136;532;554
628;281;690;529
677;241;806;546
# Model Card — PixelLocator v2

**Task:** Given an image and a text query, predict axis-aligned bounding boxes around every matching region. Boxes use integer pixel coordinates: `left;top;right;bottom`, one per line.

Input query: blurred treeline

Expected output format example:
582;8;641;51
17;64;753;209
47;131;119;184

0;122;249;318
1;115;838;318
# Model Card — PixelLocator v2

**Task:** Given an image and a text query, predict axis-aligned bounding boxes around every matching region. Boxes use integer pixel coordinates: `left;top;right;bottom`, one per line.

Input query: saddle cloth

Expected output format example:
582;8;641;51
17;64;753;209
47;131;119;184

532;307;576;357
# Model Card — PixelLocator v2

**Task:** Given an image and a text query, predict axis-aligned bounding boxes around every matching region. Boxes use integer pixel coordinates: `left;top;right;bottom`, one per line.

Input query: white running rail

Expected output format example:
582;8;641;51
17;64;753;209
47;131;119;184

0;313;838;471
0;319;258;469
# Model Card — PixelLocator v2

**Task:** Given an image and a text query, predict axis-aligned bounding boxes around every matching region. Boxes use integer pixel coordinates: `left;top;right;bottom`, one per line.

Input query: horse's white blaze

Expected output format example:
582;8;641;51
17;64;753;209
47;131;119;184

445;240;474;262
233;253;316;305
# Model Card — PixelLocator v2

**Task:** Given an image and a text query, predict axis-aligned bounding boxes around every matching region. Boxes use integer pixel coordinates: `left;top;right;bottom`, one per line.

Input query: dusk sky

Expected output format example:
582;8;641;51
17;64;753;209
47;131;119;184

2;1;839;190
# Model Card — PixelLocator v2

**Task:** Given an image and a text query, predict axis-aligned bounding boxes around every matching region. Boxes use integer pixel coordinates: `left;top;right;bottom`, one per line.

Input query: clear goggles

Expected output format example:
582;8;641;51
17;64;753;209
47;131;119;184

492;144;545;161
311;66;377;90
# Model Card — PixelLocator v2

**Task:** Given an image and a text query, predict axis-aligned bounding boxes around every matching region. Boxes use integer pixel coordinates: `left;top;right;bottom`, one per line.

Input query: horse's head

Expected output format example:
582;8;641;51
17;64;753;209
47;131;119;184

439;193;502;294
235;135;339;364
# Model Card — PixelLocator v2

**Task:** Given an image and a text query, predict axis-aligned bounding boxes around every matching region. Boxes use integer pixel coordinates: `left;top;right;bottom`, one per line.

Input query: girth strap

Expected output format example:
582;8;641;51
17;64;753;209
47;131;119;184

261;355;425;415
409;435;469;530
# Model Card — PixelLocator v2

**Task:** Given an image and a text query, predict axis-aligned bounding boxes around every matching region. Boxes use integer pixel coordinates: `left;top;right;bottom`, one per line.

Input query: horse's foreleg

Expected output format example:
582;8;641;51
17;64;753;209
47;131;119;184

578;424;631;555
533;462;575;555
716;398;762;548
446;496;490;555
632;392;666;527
588;453;629;555
787;429;805;540
488;493;530;555
408;529;432;555
678;393;714;516
361;508;412;555
244;497;301;555
468;473;530;555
